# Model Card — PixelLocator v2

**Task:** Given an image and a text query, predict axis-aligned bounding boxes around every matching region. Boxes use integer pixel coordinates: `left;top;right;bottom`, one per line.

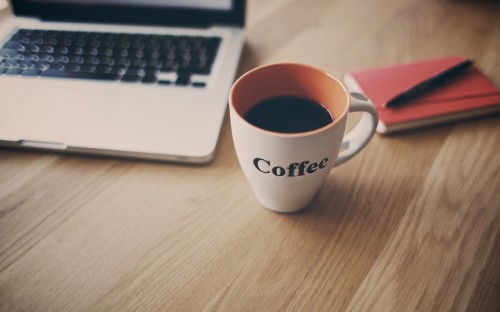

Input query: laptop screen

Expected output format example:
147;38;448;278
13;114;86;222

12;0;245;27
24;0;233;11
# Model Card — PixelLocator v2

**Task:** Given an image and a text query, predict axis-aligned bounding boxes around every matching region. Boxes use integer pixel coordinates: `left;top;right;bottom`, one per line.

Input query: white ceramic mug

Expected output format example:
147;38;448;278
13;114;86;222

229;63;378;213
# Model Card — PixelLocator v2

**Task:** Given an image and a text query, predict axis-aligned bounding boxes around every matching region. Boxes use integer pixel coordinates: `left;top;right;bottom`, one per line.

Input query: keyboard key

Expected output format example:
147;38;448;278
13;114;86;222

41;70;120;80
158;80;172;85
54;54;70;63
190;61;211;74
115;48;129;58
46;30;58;38
56;46;70;54
80;64;96;73
26;43;40;52
69;56;84;64
142;75;158;83
39;53;54;62
121;75;142;82
16;62;29;70
10;34;30;43
110;66;127;75
65;63;81;72
160;60;177;72
3;59;20;68
22;53;40;61
84;47;99;56
74;39;87;47
49;62;65;70
60;38;73;46
131;58;147;68
5;68;22;75
99;48;114;57
33;30;46;37
95;64;113;74
125;68;145;76
31;37;44;45
144;68;159;77
18;29;32;36
39;45;55;53
115;58;131;67
101;39;115;49
20;59;35;68
175;73;190;86
45;38;58;46
130;48;144;58
89;39;101;48
192;82;206;88
83;55;99;65
34;61;51;70
21;69;42;76
71;47;84;55
3;41;25;51
0;48;21;59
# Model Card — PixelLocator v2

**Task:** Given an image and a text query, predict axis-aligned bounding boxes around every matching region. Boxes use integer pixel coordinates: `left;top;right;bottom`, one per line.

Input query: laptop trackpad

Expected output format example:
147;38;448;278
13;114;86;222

1;85;192;153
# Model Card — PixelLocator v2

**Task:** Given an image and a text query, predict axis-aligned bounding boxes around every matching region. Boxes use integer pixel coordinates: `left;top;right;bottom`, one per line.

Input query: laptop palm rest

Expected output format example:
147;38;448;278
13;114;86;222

1;82;217;159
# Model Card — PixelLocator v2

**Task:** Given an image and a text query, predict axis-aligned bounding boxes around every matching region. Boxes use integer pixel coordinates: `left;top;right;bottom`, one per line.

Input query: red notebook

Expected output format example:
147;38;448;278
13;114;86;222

343;56;500;134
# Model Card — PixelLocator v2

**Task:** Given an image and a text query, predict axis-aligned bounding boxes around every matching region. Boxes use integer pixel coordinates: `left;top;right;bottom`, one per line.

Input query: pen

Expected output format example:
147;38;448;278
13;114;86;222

383;58;475;108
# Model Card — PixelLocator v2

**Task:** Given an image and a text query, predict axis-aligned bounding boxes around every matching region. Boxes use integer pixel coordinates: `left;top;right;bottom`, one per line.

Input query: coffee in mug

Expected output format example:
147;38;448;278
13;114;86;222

244;95;334;133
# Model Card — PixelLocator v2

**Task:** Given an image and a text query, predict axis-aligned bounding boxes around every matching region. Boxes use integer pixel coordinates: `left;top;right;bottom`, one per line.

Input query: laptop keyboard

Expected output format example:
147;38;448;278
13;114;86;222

0;29;222;87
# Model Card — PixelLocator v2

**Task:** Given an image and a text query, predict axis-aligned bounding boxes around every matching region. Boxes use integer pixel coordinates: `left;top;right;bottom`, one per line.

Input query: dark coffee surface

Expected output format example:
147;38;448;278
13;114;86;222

244;95;334;133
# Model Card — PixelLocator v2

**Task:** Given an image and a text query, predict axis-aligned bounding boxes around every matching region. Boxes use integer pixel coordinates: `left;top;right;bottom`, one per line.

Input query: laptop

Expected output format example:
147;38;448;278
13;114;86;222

0;0;245;163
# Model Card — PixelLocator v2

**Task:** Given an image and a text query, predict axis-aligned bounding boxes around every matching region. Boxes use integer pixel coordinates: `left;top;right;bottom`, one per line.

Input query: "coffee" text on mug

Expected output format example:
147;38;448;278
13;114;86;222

253;158;329;177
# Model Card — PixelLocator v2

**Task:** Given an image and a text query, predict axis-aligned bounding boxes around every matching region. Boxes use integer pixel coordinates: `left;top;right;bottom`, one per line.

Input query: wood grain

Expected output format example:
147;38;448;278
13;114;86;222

1;0;500;311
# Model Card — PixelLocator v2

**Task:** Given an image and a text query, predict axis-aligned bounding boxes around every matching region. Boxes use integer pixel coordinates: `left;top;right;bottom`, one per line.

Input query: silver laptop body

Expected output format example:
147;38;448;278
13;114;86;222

0;0;245;163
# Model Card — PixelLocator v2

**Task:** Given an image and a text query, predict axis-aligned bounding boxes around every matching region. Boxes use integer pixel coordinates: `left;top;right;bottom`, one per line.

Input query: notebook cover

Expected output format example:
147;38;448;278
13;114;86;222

345;56;500;129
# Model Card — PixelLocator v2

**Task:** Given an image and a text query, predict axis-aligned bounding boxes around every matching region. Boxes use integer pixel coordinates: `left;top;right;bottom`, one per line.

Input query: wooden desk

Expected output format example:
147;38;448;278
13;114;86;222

1;0;499;311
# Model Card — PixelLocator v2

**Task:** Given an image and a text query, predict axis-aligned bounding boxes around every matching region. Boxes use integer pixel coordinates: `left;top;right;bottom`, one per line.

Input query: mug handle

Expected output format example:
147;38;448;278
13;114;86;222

334;92;379;167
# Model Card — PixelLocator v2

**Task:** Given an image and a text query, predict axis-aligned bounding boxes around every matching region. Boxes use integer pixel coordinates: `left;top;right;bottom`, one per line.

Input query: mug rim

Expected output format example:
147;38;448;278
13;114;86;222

229;63;350;138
